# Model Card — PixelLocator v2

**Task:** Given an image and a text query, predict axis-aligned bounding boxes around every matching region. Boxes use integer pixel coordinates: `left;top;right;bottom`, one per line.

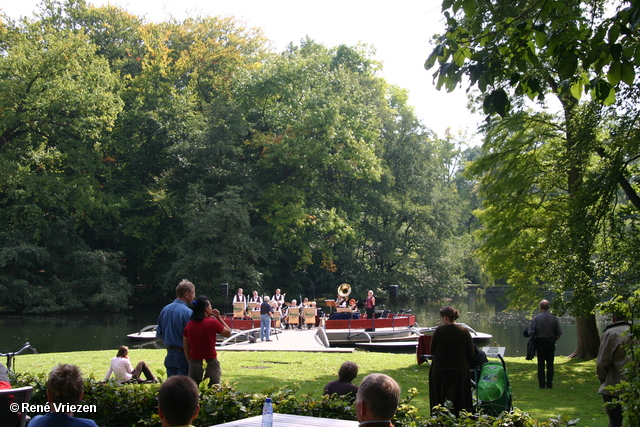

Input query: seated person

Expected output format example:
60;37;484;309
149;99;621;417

158;375;200;427
324;361;359;399
355;373;400;427
336;294;348;307
104;345;158;384
29;364;99;427
0;362;10;390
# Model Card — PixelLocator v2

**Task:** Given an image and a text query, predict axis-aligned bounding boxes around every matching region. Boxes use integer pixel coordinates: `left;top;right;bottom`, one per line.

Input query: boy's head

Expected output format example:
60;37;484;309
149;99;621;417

158;375;200;426
46;364;85;407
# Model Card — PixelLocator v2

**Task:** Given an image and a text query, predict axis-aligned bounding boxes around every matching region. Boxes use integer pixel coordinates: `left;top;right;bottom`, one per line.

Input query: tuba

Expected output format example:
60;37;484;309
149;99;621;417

337;283;351;297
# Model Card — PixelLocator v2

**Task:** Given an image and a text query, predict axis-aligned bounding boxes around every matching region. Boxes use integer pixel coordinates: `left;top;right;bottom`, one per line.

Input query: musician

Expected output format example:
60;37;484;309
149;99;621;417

336;294;348;308
287;299;301;329
349;299;358;312
272;289;285;309
233;288;247;309
249;291;262;304
365;290;376;319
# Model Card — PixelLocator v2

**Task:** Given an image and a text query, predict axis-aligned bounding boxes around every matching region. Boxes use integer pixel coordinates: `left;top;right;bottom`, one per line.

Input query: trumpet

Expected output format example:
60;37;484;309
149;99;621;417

337;283;351;297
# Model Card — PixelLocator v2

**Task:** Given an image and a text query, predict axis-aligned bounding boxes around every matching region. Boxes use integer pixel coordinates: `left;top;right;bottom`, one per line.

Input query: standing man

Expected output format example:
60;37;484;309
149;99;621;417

527;299;562;389
597;313;632;427
355;373;400;427
272;288;285;309
249;291;262;304
260;296;274;342
233;288;247;309
157;279;196;377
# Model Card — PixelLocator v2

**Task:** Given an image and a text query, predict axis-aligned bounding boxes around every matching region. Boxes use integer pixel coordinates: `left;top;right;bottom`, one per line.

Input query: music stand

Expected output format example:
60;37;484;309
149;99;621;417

325;299;336;315
233;302;245;319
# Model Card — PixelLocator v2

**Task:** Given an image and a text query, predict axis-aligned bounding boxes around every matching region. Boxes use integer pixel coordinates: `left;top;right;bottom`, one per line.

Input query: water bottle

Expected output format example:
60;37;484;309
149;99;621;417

261;397;273;427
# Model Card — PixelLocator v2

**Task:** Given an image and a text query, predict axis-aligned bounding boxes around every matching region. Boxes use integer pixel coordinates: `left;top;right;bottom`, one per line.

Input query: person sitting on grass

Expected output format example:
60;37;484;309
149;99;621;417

355;373;400;427
158;375;200;427
103;345;158;384
29;364;99;427
323;361;359;399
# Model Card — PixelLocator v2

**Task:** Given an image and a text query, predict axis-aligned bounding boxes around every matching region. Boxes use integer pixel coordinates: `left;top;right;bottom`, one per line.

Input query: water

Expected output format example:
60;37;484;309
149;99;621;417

0;294;606;356
392;294;601;357
0;308;163;355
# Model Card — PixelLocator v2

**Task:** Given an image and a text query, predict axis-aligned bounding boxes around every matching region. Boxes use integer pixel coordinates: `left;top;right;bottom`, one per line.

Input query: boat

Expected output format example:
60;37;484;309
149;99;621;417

127;325;158;340
417;323;493;342
354;341;419;352
322;311;419;345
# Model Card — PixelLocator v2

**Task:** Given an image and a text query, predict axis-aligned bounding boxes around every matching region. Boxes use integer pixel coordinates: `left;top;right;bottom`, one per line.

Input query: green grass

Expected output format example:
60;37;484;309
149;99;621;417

11;349;608;426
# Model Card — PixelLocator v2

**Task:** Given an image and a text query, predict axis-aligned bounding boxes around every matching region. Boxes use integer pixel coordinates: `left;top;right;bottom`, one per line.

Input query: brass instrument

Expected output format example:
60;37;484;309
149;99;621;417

337;283;351;297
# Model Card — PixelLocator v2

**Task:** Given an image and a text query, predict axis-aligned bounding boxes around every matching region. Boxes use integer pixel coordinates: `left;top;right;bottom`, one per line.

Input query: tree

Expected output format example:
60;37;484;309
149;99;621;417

427;0;640;357
241;40;385;284
0;19;128;312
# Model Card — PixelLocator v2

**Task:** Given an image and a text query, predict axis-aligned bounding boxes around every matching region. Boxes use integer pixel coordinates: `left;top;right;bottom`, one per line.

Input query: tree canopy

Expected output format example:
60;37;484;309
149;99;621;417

426;0;640;357
0;0;480;313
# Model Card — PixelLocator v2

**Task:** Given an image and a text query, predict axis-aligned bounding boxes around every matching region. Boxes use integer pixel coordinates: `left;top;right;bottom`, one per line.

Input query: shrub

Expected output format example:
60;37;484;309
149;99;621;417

11;373;579;427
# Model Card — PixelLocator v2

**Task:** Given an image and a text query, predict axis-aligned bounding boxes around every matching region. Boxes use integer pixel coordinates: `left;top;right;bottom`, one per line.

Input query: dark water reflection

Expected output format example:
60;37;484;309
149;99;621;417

0;294;607;356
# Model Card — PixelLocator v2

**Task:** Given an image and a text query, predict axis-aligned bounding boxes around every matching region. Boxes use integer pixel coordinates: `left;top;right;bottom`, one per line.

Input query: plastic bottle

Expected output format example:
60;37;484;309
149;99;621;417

261;397;273;427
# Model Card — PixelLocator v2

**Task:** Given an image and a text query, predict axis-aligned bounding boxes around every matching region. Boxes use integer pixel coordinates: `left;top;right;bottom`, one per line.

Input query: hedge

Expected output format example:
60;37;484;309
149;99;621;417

12;372;579;426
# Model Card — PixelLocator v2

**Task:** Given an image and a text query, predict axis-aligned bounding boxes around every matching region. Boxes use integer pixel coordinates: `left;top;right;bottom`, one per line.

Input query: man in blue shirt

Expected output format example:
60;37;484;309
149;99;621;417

29;364;98;427
157;279;196;376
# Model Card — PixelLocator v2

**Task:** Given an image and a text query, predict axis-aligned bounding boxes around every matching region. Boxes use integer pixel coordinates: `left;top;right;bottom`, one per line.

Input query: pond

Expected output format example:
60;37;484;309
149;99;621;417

0;293;607;357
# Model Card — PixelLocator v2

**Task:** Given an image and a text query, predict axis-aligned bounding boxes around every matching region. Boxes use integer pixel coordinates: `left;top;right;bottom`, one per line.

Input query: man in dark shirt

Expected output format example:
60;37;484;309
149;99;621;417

527;299;562;389
259;297;274;341
324;361;359;399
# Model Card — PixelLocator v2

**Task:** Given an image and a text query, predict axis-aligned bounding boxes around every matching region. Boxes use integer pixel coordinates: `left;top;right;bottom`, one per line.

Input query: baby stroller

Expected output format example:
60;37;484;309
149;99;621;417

473;353;512;415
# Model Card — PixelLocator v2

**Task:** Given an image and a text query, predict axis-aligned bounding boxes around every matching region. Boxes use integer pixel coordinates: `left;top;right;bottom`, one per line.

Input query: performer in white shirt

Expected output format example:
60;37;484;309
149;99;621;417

249;291;262;303
233;288;247;309
272;288;285;309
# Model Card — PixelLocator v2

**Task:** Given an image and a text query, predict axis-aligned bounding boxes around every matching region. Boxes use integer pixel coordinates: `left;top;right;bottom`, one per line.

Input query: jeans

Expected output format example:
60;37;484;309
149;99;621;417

165;348;189;377
189;358;221;386
260;314;271;341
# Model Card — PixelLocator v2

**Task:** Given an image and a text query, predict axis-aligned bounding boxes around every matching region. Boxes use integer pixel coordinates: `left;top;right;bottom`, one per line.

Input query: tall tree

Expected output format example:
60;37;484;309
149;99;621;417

427;0;640;357
0;18;128;311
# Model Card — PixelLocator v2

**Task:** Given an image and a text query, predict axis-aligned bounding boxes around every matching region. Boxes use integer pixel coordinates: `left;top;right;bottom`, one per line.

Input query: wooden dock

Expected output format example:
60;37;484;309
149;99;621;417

218;328;355;353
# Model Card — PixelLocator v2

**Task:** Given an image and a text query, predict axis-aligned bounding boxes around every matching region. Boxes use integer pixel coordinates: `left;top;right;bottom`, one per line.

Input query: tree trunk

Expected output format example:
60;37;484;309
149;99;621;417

569;313;600;359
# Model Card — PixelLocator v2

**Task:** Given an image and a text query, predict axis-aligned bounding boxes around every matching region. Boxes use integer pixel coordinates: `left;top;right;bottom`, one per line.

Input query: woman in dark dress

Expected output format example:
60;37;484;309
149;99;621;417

428;305;475;415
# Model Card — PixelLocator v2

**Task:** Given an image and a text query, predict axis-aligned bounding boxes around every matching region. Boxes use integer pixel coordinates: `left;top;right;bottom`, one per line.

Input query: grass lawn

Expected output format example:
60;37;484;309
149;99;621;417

12;349;608;426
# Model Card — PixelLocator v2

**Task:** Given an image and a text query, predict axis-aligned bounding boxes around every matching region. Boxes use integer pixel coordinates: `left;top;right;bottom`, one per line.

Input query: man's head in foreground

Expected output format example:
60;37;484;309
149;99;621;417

355;373;400;423
158;375;200;427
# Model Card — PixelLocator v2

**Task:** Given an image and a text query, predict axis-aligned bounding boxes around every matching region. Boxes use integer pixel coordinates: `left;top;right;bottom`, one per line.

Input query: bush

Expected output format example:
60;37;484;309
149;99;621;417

11;373;580;427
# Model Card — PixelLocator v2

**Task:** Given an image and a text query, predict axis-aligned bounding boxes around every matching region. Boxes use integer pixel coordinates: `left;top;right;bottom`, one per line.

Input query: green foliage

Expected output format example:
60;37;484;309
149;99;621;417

427;0;639;115
10;371;581;427
165;187;265;296
428;0;640;357
0;0;483;311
